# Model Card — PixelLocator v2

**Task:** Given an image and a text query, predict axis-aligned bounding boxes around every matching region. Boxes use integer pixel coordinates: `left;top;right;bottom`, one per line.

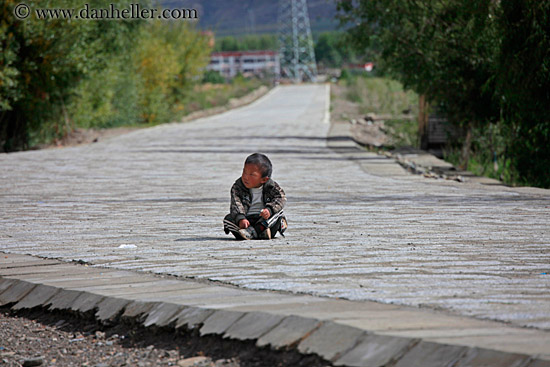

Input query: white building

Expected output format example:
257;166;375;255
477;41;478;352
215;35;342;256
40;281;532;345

207;51;280;78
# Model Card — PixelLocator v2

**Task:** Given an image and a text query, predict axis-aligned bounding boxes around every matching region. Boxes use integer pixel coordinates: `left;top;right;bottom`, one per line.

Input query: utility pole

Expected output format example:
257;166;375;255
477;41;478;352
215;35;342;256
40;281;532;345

277;0;317;82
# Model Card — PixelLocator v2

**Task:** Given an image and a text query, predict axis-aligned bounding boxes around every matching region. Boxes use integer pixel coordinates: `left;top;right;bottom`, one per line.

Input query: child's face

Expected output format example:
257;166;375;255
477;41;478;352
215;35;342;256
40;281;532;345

242;163;269;189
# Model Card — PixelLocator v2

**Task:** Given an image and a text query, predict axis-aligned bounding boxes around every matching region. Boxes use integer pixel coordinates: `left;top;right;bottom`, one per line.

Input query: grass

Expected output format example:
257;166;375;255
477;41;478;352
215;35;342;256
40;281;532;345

343;76;418;117
443;123;513;183
339;74;420;148
384;119;419;147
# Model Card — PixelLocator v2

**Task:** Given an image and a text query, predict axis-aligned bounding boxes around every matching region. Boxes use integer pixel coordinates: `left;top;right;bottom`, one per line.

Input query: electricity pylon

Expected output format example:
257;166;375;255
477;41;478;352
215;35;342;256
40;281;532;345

277;0;318;82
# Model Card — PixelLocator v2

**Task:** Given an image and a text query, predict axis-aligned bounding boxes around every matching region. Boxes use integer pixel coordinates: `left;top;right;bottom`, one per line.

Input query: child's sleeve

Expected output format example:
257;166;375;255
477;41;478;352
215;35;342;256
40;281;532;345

266;181;286;215
230;183;247;223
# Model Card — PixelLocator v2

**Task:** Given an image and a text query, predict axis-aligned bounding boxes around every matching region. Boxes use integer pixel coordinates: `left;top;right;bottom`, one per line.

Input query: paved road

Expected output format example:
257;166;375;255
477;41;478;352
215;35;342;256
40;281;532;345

1;84;549;331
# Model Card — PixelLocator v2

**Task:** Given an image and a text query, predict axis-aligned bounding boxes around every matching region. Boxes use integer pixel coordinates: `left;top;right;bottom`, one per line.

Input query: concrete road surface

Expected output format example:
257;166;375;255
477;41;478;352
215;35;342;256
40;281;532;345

1;84;549;332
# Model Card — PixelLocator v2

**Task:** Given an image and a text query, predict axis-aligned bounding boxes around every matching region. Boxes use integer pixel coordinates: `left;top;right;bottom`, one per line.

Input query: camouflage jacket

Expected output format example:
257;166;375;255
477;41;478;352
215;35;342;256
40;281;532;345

229;177;286;223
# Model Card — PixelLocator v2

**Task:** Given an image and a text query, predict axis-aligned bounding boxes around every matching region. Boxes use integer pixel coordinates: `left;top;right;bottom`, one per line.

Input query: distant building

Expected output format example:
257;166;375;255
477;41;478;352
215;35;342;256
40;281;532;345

207;51;280;79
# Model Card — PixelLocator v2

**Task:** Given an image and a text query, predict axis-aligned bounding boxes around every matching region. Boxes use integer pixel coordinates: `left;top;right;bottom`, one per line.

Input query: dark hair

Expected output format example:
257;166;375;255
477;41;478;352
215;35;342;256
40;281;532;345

245;153;272;178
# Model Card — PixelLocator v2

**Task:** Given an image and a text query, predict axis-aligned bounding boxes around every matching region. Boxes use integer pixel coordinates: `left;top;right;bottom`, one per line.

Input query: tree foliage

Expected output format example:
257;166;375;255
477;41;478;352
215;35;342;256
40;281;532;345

338;0;499;125
496;0;550;188
314;32;360;68
338;0;550;188
214;34;277;51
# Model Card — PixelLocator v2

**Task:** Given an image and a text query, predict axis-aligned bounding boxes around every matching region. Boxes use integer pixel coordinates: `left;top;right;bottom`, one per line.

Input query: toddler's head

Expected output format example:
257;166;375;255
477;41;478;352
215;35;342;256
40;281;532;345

241;153;272;189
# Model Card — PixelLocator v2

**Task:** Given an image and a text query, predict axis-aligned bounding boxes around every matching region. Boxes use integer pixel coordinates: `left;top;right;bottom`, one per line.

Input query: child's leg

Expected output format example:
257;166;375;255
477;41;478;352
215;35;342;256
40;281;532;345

223;214;242;239
247;215;264;235
248;212;287;239
266;211;287;238
224;214;261;240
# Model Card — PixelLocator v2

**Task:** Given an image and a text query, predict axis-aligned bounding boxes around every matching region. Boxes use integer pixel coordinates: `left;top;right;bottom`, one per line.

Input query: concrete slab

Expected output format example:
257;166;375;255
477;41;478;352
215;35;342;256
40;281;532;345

0;259;61;269
0;253;34;262
0;277;17;293
455;348;530;367
529;360;550;367
13;284;60;310
31;273;160;287
224;311;285;341
0;264;86;276
243;298;400;321
298;321;366;362
143;303;185;327
185;294;311;310
95;297;130;322
200;310;245;336
14;266;148;287
174;306;215;330
70;292;105;313
122;301;159;320
377;326;521;339
67;280;206;296
334;310;491;332
121;287;250;305
12;268;115;283
425;332;550;358
224;298;328;313
48;289;83;311
0;280;36;306
334;334;417;367
393;341;467;367
257;315;321;349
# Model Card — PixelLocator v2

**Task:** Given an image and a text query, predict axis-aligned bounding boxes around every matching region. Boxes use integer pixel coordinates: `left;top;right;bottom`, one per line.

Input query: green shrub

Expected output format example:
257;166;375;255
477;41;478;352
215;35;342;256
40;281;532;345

202;70;226;84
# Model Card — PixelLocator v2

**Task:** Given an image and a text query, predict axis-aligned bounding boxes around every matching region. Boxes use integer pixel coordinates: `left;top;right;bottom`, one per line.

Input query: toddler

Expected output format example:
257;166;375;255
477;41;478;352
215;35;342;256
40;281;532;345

223;153;287;240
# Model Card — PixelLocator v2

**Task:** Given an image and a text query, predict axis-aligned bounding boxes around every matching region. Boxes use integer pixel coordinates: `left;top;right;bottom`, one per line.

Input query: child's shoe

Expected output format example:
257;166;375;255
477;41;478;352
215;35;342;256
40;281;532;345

259;228;271;240
238;227;257;240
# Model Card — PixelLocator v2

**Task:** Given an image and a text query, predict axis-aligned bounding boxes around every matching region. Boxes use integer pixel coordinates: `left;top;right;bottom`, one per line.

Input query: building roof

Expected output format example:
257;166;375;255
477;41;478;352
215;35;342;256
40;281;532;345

211;50;278;57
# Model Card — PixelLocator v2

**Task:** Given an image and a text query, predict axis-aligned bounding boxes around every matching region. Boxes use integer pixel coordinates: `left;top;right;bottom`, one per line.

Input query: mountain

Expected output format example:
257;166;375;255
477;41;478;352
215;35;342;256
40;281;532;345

160;0;340;36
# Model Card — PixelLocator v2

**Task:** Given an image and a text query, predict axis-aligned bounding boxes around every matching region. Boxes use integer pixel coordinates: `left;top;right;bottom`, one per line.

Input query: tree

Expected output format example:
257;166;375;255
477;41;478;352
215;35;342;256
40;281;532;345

214;34;277;51
338;0;550;187
496;0;550;187
1;0;212;150
314;31;362;68
134;20;211;123
338;0;500;167
0;0;143;151
315;32;342;67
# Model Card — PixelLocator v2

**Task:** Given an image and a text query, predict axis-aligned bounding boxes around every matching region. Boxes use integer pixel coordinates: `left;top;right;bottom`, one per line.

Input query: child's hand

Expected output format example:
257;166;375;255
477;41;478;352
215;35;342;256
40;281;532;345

260;209;271;220
239;219;250;229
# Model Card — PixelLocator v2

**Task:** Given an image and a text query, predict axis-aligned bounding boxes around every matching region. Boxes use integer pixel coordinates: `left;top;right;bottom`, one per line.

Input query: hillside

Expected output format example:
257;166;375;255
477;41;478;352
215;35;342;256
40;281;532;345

161;0;340;36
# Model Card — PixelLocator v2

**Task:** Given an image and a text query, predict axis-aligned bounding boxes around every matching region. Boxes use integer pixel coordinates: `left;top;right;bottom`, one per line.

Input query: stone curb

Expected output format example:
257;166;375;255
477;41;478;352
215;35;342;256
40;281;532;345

1;253;549;367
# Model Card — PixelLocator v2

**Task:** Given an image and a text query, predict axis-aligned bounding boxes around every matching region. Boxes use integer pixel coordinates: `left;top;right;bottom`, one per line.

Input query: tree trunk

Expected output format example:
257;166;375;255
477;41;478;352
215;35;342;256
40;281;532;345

460;122;473;170
418;94;429;150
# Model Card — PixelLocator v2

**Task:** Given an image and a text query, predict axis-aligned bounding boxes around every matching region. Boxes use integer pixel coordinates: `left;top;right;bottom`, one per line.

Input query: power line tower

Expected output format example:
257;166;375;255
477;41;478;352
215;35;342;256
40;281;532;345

277;0;318;82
